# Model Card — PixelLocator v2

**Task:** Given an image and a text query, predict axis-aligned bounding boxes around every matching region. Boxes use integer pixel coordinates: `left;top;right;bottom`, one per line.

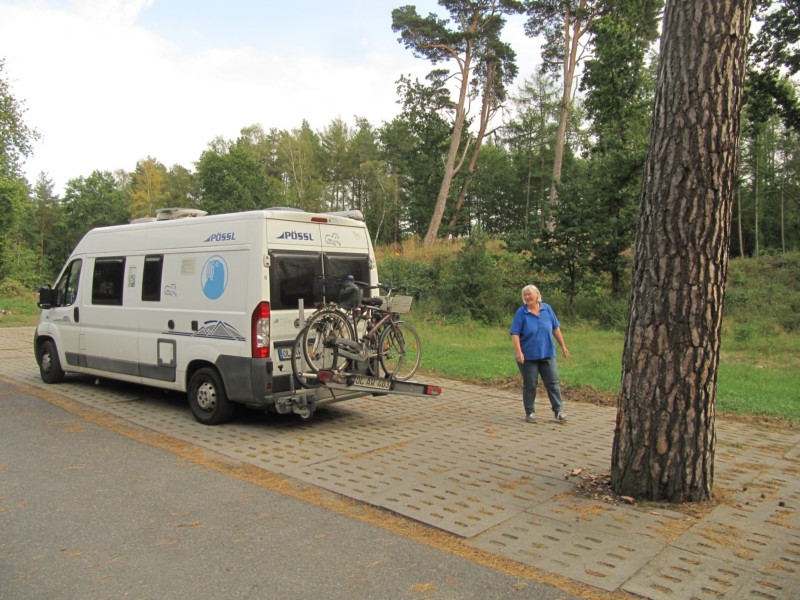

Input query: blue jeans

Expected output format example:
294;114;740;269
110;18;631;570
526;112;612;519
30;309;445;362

517;357;564;416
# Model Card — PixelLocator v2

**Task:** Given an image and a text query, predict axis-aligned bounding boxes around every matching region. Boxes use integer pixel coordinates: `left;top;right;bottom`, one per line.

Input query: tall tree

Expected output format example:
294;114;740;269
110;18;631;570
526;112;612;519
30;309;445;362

578;0;662;297
748;0;800;132
392;0;523;245
163;164;197;208
57;171;129;263
611;0;754;502
0;58;38;180
277;121;326;212
0;58;38;282
524;0;602;210
30;173;62;280
504;71;561;234
447;15;520;231
380;76;452;240
128;157;168;219
319;117;352;211
195;138;277;214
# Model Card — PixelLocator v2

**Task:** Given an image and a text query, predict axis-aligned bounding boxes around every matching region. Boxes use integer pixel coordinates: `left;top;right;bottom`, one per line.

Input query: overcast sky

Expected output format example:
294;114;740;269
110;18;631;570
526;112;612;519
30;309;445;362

1;0;541;194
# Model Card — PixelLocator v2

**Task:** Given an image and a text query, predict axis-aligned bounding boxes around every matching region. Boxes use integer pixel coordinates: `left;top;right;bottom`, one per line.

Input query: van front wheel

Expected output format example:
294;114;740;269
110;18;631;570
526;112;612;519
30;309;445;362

38;339;65;384
188;367;235;425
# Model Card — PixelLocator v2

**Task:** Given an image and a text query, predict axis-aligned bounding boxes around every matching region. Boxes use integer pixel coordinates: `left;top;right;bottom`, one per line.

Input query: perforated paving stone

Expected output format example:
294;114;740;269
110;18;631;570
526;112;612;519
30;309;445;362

468;505;670;591
284;444;465;502
220;437;346;472
372;463;573;538
716;467;800;535
671;506;800;575
486;426;613;480
622;545;800;599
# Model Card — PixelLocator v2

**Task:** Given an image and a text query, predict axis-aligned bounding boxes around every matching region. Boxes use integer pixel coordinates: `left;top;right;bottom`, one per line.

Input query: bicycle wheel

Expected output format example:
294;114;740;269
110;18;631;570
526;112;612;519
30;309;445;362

302;309;354;374
378;320;421;381
291;326;315;388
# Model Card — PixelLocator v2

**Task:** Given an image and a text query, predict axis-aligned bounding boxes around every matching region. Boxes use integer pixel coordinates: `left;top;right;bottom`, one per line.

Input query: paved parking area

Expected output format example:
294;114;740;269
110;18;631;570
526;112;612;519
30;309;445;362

3;326;799;598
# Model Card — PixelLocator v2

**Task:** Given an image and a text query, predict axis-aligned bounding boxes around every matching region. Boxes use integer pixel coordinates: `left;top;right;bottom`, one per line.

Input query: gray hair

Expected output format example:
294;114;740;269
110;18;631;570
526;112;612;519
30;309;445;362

522;284;541;303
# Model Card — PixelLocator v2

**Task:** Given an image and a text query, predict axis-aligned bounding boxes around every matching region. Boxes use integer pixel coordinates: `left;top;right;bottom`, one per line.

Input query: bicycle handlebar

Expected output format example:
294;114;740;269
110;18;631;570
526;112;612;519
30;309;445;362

317;275;407;294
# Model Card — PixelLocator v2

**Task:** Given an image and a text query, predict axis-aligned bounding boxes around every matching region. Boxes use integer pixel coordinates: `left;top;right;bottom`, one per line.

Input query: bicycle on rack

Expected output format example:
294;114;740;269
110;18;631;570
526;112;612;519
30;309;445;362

294;280;422;383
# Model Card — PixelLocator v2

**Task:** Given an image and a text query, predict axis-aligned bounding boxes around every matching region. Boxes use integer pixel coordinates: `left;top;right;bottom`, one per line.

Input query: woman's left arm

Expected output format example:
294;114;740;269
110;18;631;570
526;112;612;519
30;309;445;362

553;327;570;359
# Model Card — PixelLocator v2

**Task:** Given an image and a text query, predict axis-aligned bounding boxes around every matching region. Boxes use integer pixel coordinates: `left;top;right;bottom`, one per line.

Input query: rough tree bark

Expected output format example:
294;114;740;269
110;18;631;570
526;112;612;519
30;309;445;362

611;0;754;503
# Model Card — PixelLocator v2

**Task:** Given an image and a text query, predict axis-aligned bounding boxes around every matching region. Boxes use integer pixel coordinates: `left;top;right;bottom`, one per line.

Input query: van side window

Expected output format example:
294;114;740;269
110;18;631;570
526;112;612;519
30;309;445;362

142;255;164;302
92;258;126;306
54;259;82;307
269;252;322;310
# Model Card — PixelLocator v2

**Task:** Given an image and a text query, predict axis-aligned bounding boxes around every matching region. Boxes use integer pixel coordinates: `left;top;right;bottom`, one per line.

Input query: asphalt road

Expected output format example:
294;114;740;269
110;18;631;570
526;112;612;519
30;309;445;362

0;386;575;600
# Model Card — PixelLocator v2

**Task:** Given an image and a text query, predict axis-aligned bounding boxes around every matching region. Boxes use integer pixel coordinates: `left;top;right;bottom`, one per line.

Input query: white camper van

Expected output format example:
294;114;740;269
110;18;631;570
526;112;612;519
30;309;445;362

33;207;383;424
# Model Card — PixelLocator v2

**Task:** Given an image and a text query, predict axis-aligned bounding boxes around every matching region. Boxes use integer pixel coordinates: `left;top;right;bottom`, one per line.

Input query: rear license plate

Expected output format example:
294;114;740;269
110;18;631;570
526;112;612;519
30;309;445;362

277;347;298;360
352;375;391;390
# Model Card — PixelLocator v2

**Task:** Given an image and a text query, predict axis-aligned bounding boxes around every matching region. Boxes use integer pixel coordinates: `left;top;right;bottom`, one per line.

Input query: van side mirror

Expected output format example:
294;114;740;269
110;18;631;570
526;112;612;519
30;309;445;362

37;285;54;309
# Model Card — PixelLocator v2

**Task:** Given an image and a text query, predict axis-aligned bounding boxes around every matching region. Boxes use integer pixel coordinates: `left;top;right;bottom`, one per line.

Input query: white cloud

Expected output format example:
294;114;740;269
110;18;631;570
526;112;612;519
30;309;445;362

1;1;541;194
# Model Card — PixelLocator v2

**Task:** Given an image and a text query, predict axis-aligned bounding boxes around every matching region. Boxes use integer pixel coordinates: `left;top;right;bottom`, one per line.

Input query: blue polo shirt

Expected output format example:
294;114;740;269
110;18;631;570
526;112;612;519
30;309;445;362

510;303;560;360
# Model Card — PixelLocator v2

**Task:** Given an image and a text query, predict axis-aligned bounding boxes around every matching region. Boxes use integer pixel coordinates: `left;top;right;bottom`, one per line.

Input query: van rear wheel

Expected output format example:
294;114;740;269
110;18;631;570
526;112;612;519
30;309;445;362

38;339;65;384
188;367;235;425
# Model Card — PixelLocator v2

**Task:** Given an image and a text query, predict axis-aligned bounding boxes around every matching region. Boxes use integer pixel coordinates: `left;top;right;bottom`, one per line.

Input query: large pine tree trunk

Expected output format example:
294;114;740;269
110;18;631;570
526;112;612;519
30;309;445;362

611;0;753;503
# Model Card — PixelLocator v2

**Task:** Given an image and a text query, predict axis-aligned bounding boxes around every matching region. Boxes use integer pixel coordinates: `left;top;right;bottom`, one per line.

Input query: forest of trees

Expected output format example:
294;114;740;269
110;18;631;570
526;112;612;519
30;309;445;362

1;1;798;294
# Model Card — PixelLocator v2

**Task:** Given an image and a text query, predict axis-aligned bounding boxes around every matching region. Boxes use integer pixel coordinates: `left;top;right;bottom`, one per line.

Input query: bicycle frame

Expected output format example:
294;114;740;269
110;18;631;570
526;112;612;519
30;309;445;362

333;306;396;363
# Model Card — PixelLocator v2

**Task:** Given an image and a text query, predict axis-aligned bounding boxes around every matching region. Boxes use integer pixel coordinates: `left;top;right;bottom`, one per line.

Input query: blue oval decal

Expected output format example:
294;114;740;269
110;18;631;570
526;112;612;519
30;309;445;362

201;255;228;300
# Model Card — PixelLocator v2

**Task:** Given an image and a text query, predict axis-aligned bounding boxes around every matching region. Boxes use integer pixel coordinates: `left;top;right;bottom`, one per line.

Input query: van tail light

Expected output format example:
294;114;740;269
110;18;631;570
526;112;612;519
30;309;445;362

251;301;271;358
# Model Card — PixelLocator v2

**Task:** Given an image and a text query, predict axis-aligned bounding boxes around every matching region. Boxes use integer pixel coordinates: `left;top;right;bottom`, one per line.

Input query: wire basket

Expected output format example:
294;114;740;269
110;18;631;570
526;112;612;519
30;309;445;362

380;295;413;313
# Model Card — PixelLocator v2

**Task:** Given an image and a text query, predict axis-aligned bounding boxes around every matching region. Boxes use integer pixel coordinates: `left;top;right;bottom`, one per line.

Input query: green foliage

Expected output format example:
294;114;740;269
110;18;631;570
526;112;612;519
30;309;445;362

436;230;515;323
0;58;39;179
724;252;800;333
196;140;280;214
749;0;800;131
58;171;129;263
377;254;440;300
380;77;451;238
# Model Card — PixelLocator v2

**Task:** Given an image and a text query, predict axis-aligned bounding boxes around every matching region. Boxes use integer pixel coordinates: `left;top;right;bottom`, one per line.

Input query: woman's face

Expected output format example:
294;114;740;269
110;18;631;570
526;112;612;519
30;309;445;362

523;289;539;305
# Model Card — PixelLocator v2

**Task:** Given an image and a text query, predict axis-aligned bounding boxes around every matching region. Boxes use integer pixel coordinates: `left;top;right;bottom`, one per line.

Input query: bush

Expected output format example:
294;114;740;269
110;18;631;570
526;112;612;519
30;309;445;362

0;278;31;298
376;256;439;299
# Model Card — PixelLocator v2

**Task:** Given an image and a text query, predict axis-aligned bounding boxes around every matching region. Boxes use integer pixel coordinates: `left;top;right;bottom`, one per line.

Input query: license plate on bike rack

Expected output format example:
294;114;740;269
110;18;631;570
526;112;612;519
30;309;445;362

349;375;392;390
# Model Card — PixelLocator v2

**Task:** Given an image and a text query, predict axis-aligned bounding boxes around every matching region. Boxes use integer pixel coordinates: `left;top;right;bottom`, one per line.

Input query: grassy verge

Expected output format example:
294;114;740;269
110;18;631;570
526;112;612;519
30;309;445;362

414;317;799;423
0;295;40;327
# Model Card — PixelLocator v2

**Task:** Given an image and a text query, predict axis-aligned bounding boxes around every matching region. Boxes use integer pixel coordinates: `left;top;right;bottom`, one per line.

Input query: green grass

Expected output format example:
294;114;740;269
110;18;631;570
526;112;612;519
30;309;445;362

413;317;800;423
0;295;40;327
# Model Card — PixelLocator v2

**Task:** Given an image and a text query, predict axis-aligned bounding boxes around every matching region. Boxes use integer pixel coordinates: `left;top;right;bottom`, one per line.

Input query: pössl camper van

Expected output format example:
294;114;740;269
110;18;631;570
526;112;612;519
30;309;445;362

34;207;390;423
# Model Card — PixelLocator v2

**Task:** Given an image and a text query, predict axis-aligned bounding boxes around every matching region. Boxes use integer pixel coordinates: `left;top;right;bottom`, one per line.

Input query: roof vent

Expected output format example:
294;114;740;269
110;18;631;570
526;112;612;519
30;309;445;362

155;208;208;221
324;210;364;221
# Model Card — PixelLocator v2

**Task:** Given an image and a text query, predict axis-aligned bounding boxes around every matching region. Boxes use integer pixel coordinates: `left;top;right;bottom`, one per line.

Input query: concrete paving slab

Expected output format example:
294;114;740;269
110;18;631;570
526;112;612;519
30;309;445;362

470;492;694;590
623;545;799;599
283;445;465;501
372;464;573;538
468;506;671;591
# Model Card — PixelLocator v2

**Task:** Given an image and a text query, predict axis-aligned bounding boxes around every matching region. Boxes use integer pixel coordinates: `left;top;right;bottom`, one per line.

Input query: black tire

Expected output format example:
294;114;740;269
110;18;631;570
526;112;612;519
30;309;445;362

188;367;236;425
378;321;421;381
38;339;65;384
301;309;354;374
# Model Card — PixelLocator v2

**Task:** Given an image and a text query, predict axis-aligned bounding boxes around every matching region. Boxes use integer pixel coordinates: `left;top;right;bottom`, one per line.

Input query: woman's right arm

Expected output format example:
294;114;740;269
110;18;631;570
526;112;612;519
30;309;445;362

511;334;524;364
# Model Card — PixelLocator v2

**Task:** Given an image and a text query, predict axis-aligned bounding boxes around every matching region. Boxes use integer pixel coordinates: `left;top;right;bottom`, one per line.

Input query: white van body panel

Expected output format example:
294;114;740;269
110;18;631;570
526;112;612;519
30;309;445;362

34;209;378;420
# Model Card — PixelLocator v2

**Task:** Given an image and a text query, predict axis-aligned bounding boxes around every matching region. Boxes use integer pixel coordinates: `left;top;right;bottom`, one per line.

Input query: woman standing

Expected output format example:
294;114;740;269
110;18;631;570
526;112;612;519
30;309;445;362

510;284;569;423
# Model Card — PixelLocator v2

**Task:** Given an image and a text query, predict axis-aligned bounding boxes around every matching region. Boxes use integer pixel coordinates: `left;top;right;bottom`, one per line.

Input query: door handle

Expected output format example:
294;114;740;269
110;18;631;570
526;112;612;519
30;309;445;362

74;307;80;323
